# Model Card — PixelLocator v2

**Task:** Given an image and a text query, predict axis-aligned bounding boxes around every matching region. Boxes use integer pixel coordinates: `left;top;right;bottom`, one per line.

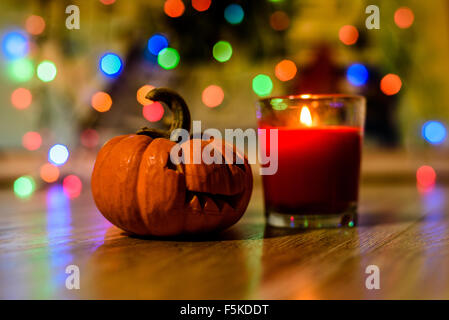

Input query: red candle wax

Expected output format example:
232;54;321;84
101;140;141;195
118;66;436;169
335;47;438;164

261;126;362;215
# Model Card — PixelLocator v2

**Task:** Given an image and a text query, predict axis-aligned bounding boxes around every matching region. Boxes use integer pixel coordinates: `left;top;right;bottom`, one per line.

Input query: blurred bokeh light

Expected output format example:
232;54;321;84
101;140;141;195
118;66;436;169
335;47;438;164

48;144;69;166
14;176;35;199
1;30;29;60
11;88;32;109
22;131;41;150
0;0;447;204
63;175;82;199
25;15;45;35
202;85;224;108
338;25;358;45
346;64;368;86
99;53;122;77
394;7;414;29
40;163;60;183
224;4;244;25
380;74;402;96
91;91;112;112
143;102;165;122
422;121;447;145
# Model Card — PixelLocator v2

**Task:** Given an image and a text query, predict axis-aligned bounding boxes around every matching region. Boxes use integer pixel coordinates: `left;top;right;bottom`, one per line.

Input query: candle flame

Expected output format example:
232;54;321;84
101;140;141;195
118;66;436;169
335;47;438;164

300;106;312;127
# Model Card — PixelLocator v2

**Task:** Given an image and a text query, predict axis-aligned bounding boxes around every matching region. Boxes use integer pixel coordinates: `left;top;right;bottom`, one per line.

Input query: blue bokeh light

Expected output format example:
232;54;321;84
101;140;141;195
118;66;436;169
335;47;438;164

1;30;29;60
147;34;168;55
99;53;123;77
48;144;69;166
224;4;244;25
346;63;369;86
422;121;447;145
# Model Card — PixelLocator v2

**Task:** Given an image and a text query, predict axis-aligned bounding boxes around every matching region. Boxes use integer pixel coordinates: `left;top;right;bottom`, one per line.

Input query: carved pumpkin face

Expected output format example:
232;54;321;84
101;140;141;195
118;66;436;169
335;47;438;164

91;88;253;236
91;136;252;236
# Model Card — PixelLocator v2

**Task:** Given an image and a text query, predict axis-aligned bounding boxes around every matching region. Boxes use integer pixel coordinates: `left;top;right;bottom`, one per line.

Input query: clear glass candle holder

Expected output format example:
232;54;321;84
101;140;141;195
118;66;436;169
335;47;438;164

257;94;366;229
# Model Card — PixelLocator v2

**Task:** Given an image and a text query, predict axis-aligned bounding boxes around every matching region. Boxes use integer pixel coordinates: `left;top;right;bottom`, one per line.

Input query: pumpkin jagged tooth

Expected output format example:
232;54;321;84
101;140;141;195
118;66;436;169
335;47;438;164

219;201;234;214
213;197;226;211
204;197;220;214
185;191;195;204
189;195;202;211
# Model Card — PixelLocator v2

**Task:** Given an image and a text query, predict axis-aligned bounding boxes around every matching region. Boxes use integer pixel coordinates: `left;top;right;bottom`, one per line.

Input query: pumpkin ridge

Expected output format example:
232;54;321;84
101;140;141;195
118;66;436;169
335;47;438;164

134;137;160;233
110;135;153;234
91;135;129;225
125;136;155;232
136;138;187;235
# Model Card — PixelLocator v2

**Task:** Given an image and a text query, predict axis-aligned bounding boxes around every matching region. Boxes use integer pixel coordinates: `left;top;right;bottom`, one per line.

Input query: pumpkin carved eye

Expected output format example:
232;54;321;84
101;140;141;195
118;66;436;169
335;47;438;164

165;156;179;171
91;88;253;236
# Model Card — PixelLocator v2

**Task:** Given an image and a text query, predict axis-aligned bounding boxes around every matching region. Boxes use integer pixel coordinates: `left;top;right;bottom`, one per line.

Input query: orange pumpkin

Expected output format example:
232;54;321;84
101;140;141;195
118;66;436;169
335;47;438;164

91;88;253;236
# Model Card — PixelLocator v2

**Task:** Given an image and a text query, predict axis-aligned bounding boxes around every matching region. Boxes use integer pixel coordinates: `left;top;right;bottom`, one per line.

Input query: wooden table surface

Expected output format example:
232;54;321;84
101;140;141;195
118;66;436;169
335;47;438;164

1;166;449;299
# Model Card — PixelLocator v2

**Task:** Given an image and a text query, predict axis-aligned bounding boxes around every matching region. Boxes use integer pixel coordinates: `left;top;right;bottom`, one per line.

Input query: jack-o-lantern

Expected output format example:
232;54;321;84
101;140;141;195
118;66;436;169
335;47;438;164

91;88;253;236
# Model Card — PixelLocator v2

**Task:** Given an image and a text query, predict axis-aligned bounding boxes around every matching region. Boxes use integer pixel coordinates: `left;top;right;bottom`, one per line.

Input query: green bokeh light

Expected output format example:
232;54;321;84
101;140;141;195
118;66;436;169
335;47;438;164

37;60;57;82
252;74;273;97
14;176;35;199
157;48;180;70
212;41;232;63
7;58;34;82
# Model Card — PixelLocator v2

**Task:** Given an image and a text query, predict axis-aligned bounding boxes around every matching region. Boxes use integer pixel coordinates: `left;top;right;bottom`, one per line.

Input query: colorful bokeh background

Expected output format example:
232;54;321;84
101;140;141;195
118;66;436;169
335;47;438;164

1;0;448;200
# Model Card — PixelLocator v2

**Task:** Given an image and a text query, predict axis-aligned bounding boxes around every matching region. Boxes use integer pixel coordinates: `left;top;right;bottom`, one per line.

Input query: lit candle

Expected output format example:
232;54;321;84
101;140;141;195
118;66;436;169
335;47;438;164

257;94;365;228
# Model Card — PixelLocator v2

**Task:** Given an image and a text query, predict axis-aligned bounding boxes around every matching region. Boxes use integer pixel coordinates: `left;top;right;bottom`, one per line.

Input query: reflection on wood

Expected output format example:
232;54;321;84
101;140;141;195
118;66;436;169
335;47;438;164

1;177;449;299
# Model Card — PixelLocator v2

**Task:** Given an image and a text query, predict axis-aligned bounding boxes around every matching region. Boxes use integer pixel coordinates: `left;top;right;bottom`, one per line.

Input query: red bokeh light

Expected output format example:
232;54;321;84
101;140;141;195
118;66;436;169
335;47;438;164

270;11;290;31
380;74;402;96
11;88;32;110
22;131;42;151
80;129;100;148
25;15;46;35
192;0;211;12
100;0;116;5
394;7;414;29
63;175;82;199
275;60;297;81
339;25;359;45
164;0;185;18
143;102;164;122
417;165;436;190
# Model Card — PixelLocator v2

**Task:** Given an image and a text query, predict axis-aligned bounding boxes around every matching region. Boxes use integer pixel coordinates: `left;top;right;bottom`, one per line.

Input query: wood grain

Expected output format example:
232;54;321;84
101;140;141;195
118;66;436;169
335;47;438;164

1;172;448;299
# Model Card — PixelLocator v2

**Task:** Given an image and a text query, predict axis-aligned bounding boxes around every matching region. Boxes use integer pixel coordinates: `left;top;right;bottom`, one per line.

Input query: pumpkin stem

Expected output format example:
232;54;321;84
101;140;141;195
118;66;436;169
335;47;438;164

136;88;191;139
135;127;170;139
